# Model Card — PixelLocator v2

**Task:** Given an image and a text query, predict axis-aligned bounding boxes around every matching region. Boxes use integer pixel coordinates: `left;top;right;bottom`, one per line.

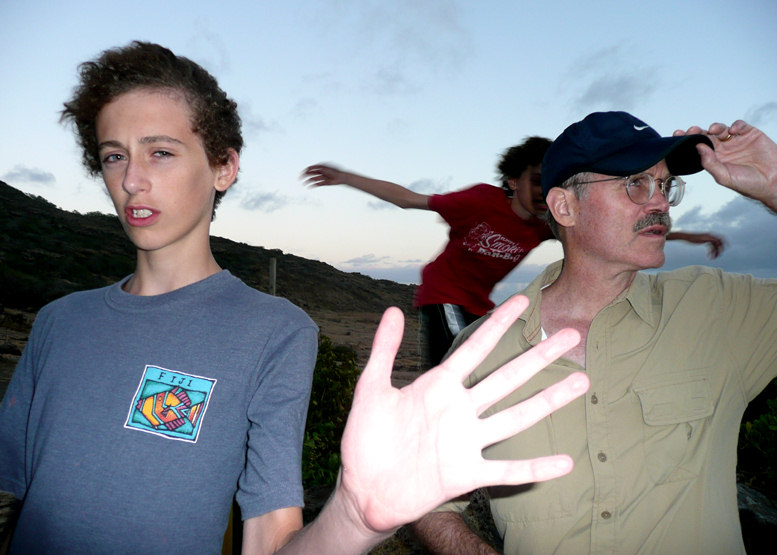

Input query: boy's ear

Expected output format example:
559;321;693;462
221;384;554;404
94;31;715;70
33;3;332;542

546;187;578;229
215;148;240;192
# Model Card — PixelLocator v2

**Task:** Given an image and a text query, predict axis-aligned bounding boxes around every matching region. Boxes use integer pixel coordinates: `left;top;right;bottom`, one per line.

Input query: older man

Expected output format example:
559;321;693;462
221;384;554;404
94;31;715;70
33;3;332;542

413;111;777;554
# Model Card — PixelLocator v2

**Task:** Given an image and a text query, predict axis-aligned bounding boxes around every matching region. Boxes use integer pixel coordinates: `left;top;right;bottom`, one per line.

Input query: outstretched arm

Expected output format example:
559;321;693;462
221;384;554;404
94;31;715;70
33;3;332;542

302;164;430;210
666;231;725;259
278;295;589;554
674;120;777;211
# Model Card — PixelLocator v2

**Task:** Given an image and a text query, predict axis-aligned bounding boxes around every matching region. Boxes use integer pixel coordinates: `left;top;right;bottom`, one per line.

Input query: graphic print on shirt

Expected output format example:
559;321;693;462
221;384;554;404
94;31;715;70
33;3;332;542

462;222;528;262
124;365;216;442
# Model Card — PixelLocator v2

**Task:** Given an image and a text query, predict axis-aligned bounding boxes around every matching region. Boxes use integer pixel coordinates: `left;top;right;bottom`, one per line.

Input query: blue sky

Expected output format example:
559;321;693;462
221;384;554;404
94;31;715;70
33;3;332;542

2;0;776;304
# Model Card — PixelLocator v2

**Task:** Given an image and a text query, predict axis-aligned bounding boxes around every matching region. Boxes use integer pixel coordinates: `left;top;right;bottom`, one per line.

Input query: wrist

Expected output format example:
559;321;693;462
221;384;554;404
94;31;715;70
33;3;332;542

309;473;395;554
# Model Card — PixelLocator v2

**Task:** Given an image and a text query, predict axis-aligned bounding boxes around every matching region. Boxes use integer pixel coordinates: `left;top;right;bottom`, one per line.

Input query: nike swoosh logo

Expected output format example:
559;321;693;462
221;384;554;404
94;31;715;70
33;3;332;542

634;125;649;131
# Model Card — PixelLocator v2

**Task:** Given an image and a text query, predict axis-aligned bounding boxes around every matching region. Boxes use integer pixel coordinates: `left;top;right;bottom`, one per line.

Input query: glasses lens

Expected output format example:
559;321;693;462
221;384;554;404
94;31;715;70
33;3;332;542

625;175;652;204
665;176;684;206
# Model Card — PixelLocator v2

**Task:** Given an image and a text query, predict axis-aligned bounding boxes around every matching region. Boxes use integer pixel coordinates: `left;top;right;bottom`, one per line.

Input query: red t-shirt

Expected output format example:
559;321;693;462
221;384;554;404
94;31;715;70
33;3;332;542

414;184;553;316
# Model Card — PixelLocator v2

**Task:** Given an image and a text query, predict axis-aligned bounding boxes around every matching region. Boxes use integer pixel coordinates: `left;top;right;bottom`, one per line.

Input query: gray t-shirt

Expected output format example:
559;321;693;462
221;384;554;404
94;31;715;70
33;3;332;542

0;271;317;554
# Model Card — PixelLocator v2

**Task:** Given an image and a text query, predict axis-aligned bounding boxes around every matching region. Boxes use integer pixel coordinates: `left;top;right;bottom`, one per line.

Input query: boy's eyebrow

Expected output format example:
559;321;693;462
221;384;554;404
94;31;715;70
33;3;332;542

98;135;185;150
140;135;185;145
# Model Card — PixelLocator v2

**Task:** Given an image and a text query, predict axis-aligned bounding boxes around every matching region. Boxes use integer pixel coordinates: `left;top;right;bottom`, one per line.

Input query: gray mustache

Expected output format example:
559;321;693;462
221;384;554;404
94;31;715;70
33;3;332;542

633;212;672;233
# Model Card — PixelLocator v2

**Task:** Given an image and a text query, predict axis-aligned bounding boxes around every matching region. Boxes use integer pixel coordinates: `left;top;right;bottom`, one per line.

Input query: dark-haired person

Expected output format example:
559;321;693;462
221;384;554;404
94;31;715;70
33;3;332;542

0;41;591;554
413;111;777;554
304;142;724;369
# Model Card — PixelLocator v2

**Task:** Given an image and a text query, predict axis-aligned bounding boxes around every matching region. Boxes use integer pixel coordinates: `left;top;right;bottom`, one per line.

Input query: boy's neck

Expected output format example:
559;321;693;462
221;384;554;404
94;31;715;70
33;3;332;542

124;250;222;296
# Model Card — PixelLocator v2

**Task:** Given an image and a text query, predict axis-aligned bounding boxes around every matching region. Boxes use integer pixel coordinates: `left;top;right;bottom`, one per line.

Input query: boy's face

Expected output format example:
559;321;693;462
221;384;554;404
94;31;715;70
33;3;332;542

511;164;545;216
95;88;235;258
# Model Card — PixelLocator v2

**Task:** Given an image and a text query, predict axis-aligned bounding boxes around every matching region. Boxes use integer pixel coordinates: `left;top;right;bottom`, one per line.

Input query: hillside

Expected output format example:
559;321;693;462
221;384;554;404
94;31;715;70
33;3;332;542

0;180;415;314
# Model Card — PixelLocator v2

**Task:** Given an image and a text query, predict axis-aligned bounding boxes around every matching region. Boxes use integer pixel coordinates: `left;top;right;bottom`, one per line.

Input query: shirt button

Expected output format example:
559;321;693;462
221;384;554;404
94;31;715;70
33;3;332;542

601;511;612;519
597;452;607;462
591;394;599;404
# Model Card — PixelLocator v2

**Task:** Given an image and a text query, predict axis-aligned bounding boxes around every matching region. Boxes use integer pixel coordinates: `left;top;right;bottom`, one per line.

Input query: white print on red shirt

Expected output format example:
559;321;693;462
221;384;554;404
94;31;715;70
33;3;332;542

462;222;527;262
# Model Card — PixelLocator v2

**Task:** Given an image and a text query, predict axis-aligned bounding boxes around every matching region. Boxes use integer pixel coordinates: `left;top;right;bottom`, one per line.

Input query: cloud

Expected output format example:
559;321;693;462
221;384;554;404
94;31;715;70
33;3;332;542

238;101;280;137
240;190;292;213
566;43;659;111
323;0;471;96
665;196;777;276
338;252;423;284
575;73;658;112
363;65;420;96
2;165;56;186
344;253;390;265
746;102;777;127
186;23;231;74
291;97;319;120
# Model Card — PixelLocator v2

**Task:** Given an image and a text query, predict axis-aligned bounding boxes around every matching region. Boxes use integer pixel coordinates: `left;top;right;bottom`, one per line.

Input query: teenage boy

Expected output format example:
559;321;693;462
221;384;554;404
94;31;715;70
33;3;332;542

0;42;589;554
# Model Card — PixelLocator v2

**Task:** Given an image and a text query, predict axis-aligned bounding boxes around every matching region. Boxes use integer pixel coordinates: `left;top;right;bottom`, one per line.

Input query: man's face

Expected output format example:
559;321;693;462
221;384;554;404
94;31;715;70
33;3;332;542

511;164;545;216
95;88;231;258
571;160;672;271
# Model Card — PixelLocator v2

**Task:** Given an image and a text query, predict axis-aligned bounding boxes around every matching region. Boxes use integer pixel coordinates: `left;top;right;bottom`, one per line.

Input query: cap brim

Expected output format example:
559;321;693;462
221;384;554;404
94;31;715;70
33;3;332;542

589;135;713;177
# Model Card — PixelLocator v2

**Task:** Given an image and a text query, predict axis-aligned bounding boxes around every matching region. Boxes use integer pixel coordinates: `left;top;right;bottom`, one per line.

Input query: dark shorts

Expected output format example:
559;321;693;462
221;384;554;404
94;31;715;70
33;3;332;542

418;303;480;371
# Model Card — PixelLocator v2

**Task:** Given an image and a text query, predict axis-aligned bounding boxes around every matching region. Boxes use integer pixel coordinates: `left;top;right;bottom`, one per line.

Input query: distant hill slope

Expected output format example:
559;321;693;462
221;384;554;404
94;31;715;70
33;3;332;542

0;181;415;313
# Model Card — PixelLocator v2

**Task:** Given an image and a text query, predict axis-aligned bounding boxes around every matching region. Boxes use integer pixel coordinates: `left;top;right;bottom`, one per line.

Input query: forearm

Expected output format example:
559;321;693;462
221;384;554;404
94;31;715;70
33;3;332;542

413;512;498;555
275;484;393;554
340;173;429;210
666;231;692;241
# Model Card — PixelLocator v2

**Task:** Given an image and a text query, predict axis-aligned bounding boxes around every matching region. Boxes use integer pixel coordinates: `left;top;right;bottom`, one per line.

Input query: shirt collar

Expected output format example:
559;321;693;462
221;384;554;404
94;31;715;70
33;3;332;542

622;271;656;326
521;260;656;330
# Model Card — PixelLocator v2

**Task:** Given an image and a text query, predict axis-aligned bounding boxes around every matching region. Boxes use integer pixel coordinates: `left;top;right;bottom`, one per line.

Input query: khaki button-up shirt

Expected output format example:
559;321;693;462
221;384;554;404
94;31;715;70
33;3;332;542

442;261;777;554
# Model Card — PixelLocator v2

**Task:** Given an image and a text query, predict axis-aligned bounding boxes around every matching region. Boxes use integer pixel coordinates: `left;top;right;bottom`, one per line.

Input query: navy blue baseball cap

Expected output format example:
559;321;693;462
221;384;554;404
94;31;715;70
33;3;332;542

541;111;713;197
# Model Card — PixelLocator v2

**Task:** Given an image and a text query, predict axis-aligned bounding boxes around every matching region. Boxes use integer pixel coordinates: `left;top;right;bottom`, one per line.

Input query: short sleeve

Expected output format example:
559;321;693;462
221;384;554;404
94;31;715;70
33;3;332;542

428;184;495;227
0;313;45;499
236;324;318;519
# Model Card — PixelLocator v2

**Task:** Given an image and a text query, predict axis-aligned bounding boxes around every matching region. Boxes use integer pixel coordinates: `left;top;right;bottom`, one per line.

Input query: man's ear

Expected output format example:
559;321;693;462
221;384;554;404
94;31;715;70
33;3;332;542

546;187;578;228
215;148;240;192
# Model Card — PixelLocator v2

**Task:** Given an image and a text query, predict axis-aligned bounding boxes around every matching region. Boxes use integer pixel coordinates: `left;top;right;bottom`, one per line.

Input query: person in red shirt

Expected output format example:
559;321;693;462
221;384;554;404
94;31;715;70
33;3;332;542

304;138;724;369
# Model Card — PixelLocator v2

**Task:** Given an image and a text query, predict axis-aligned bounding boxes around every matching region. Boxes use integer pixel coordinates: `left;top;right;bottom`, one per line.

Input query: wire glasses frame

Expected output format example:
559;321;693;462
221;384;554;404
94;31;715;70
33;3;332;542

577;173;685;207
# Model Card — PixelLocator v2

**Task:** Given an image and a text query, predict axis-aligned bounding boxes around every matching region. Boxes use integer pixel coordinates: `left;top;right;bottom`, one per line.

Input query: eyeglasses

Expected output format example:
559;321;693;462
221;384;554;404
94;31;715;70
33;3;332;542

577;173;685;207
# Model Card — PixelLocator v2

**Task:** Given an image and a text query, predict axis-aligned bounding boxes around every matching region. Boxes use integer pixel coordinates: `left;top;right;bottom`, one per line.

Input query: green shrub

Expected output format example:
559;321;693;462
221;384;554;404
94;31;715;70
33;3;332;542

738;379;777;496
302;335;361;488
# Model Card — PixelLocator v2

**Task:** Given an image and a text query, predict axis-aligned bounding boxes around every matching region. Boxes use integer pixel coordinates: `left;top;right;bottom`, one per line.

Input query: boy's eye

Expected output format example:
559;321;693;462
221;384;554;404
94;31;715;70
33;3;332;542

102;153;125;164
153;150;173;158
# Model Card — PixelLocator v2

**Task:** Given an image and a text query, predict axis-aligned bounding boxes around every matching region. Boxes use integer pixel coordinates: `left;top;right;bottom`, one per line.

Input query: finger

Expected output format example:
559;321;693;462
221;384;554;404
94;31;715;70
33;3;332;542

477;371;589;446
473;454;575;488
729;119;750;135
356;307;405;391
468;328;581;413
706;122;729;137
674;125;704;137
696;143;732;186
440;296;529;381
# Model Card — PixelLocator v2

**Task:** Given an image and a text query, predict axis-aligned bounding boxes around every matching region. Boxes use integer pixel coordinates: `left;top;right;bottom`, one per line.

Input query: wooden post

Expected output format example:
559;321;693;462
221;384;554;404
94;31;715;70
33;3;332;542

269;257;277;296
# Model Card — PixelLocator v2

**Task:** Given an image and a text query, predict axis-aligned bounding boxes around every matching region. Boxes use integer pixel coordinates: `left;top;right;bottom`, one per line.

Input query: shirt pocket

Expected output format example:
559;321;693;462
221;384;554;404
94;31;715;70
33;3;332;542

633;370;714;484
485;415;576;524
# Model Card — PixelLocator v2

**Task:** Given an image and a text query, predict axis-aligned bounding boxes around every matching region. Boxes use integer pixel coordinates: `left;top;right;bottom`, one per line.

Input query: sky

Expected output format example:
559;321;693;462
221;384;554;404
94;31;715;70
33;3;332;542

2;0;776;305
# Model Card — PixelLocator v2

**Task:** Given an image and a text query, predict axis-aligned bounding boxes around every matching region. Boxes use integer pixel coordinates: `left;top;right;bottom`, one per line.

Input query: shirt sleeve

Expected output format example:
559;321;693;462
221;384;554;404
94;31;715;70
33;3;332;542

428;184;494;228
236;323;318;519
0;314;44;499
721;273;777;400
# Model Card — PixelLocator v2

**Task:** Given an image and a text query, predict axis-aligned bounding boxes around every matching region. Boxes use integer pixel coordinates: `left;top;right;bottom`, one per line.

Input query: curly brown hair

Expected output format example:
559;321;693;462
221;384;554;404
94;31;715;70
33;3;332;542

496;136;552;196
61;41;243;215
